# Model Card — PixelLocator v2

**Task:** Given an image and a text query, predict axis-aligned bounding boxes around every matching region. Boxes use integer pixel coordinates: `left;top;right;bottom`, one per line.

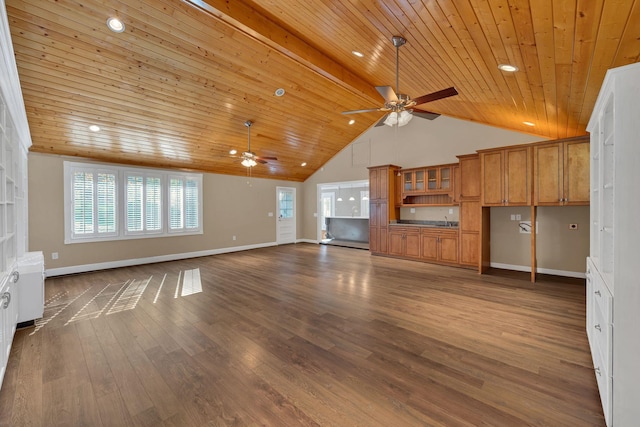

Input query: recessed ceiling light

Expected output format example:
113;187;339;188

89;125;100;132
523;121;535;126
229;149;237;155
275;88;285;97
106;17;125;33
348;119;355;125
498;64;518;72
351;50;364;58
301;162;307;167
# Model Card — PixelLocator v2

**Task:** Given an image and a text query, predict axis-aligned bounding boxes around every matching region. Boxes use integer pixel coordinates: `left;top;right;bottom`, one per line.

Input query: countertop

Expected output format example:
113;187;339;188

389;220;459;229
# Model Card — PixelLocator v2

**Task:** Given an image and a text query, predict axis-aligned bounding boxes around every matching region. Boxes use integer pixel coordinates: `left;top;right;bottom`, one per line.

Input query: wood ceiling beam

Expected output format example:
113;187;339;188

183;0;382;105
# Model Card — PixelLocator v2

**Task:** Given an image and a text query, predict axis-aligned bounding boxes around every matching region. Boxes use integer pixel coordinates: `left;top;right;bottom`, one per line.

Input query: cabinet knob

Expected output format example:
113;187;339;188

595;366;601;376
594;324;602;332
10;270;19;283
1;291;10;309
595;290;601;297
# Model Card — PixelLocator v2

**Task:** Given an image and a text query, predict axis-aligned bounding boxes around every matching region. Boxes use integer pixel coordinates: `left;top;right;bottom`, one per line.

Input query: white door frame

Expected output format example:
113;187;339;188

276;186;296;244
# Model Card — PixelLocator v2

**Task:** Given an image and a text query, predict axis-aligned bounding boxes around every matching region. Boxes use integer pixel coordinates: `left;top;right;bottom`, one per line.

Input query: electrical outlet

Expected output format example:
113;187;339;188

516;214;522;220
51;252;59;260
569;223;578;230
232;235;236;241
410;208;416;213
313;212;317;217
449;208;453;214
510;214;516;220
268;212;274;217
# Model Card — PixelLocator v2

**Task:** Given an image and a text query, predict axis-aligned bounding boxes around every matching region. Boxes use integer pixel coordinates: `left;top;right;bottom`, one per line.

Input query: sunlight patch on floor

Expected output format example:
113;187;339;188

181;268;202;297
107;276;152;315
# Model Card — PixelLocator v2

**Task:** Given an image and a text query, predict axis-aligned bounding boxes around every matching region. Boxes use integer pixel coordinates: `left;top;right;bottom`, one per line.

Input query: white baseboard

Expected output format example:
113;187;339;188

296;238;319;244
489;262;586;279
45;242;278;277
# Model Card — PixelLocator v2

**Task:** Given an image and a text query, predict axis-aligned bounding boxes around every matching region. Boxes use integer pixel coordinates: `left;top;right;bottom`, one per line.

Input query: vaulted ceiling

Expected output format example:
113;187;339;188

6;0;640;181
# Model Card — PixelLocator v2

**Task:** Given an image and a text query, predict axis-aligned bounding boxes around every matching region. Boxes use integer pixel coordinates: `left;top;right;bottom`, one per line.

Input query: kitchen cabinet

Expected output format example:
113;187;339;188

533;137;590;206
402;169;425;194
459;200;480;267
452;165;461;204
426;165;453;193
457;154;481;269
586;62;640;426
420;228;458;264
368;165;400;255
459;154;481;199
388;227;420;258
480;146;532;206
369;201;388;253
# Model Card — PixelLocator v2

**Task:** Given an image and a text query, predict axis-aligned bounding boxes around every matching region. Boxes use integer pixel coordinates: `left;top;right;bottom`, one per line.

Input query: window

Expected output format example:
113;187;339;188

168;176;200;232
64;162;202;243
125;174;162;235
69;167;118;240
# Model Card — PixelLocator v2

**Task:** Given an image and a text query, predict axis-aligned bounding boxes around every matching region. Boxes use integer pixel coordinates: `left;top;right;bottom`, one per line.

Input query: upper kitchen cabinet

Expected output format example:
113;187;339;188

458;154;481;200
402;168;425;194
479;146;532;206
533;137;590;206
426;165;454;193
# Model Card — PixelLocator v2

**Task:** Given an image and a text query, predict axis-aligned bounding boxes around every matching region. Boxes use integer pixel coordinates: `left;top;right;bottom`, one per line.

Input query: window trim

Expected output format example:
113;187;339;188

64;161;203;244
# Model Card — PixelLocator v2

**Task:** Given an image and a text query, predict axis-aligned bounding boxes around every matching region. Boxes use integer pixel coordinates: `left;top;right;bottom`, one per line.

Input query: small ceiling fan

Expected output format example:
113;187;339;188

237;120;277;167
342;36;459;127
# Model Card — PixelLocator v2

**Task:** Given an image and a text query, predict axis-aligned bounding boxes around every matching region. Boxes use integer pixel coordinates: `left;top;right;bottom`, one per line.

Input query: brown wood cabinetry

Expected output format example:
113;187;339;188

368;165;400;255
420;228;458;264
400;163;457;206
459;155;481;199
402;169;425;194
426;165;453;192
533;136;590;206
480;146;532;206
457;154;481;269
388;227;421;258
453;165;461;204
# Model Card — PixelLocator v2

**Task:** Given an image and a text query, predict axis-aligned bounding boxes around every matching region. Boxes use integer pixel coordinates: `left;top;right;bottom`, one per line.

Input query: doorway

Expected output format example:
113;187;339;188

276;187;296;244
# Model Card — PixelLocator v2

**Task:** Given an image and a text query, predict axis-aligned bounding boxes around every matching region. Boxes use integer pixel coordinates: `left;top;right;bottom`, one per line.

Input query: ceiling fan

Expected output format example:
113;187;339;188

236;120;277;167
342;36;459;127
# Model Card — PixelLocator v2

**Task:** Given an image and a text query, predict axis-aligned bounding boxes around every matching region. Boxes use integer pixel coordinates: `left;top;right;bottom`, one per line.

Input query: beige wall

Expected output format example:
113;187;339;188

29;153;302;271
489;206;590;273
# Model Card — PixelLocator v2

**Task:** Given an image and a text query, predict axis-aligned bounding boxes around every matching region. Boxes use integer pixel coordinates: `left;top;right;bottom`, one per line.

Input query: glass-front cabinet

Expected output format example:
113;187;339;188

400;164;456;200
403;169;424;193
426;165;452;192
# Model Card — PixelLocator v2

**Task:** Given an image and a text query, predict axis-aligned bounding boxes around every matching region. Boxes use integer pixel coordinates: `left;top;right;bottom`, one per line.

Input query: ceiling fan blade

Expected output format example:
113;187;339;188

376;86;399;103
342;108;383;115
411;108;441;120
412;87;458;106
259;156;278;160
256;159;268;164
374;114;390;127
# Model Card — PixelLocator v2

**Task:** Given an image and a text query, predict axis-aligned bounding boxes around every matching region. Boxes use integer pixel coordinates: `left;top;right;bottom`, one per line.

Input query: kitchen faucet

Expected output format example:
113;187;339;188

444;216;449;227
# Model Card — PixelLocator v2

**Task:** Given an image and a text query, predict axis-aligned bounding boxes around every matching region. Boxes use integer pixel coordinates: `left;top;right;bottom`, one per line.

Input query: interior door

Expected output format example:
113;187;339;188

276;187;296;244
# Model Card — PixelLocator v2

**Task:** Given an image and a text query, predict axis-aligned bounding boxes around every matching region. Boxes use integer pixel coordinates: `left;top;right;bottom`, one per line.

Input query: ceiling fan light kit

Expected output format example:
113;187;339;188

384;110;413;127
342;36;459;127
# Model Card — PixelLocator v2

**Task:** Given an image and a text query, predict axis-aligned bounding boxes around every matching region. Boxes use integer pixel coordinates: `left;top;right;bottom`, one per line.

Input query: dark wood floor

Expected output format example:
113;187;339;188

0;244;604;426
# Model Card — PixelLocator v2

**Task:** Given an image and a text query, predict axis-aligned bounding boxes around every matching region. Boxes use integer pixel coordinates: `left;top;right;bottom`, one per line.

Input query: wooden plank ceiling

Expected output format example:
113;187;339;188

6;0;640;181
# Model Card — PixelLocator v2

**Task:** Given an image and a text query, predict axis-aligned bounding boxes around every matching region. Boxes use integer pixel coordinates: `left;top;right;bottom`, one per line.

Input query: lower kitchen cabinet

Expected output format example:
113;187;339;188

388;227;421;258
420;228;459;265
